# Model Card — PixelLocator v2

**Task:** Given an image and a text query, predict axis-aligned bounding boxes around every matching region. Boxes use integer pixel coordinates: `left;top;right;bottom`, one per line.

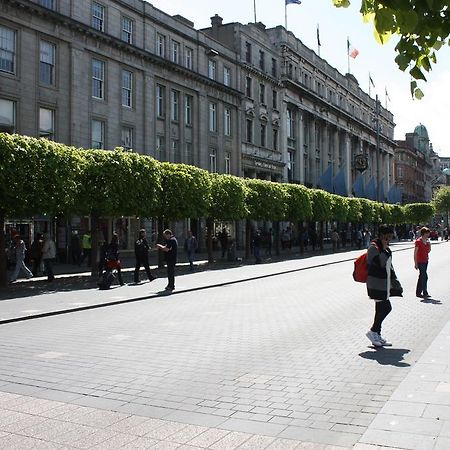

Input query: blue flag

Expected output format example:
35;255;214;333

286;0;301;4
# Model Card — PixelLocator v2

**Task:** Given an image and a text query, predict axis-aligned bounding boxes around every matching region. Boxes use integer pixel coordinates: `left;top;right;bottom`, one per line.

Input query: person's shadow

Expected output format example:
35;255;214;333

359;348;411;367
420;297;442;305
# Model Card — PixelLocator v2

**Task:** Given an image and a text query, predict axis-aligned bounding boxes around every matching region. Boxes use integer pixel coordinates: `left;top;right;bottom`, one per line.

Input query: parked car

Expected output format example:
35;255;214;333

430;229;439;240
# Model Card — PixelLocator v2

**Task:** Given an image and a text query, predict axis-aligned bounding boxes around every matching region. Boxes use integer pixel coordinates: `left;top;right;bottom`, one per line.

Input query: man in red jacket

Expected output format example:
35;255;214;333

414;226;431;298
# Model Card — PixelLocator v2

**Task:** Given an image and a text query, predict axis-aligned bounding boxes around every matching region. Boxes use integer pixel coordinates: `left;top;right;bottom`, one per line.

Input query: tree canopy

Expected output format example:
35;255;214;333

334;0;450;99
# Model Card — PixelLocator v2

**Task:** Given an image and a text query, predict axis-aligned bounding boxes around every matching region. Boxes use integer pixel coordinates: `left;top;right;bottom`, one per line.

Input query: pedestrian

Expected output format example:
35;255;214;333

310;227;318;251
41;233;56;282
30;233;44;276
134;229;156;283
414;226;431;298
98;238;108;277
356;229;363;249
253;229;262;263
330;229;339;253
157;229;178;291
80;230;92;266
364;229;372;248
184;230;198;271
9;234;33;282
218;228;228;258
365;225;403;347
105;232;124;286
265;228;273;257
70;231;82;265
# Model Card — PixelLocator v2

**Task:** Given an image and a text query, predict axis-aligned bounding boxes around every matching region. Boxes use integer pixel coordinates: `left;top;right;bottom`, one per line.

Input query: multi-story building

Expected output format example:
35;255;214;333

0;0;398;251
394;124;435;203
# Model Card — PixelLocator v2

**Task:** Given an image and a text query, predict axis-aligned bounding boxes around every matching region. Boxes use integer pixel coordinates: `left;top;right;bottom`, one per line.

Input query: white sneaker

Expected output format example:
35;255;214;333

377;334;392;346
366;330;383;347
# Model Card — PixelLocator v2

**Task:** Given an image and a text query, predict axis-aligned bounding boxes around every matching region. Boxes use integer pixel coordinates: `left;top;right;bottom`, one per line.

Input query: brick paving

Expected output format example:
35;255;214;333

0;241;448;449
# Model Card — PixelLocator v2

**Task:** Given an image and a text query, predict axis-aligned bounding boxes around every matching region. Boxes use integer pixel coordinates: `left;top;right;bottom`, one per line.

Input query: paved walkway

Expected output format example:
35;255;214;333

0;241;448;449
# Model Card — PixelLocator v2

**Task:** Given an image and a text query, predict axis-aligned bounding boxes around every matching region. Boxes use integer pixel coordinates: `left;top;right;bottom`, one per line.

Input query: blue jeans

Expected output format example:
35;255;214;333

416;262;428;296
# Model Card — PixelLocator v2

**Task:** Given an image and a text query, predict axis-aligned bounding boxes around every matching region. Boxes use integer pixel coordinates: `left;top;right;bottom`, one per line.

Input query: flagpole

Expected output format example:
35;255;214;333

253;0;257;23
317;24;320;57
368;73;371;97
347;37;350;73
285;2;287;29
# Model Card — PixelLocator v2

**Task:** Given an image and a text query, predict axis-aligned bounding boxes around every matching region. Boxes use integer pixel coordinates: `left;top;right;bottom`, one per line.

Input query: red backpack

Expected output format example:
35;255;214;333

353;242;379;283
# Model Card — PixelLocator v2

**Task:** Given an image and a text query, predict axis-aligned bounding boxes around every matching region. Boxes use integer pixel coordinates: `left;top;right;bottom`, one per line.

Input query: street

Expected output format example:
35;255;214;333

0;242;449;449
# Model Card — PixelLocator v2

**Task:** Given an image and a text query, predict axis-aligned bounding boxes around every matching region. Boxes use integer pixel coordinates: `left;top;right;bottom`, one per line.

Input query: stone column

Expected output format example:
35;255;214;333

298;110;305;184
344;131;351;196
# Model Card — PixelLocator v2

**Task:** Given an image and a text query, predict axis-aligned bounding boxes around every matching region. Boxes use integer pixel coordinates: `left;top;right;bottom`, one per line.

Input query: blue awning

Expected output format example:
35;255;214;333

318;165;333;193
352;174;365;198
333;168;347;196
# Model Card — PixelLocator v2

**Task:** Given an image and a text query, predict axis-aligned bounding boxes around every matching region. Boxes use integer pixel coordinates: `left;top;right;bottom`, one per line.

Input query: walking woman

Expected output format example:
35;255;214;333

105;232;124;286
366;225;403;347
414;226;431;298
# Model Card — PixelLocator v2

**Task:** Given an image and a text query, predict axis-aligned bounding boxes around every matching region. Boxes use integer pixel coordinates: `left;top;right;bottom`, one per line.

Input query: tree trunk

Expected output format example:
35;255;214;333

206;217;213;263
319;221;324;250
90;211;99;278
0;209;7;288
245;219;251;259
298;221;304;254
275;221;280;256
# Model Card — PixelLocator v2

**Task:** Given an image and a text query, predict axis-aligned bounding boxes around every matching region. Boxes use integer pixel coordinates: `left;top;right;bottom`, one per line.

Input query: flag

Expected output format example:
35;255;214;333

369;74;375;88
385;87;390;102
347;38;359;58
316;24;321;47
286;0;301;4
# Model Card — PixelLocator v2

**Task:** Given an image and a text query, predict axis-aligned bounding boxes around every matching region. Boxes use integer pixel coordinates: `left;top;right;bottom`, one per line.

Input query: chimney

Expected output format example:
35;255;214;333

211;14;223;29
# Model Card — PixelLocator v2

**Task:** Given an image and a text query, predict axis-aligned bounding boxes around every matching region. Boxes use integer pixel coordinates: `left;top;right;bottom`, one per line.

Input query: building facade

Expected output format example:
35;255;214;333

1;0;399;251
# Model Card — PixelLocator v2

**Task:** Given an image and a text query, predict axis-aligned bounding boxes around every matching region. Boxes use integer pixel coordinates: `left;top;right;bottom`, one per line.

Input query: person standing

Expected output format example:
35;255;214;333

365;225;403;347
134;229;156;283
157;229;178;291
253;229;262;263
9;234;33;282
80;230;92;266
218;228;228;258
330;229;339;253
70;231;82;265
184;230;198;271
414;226;431;298
30;233;44;276
41;234;56;282
105;232;124;286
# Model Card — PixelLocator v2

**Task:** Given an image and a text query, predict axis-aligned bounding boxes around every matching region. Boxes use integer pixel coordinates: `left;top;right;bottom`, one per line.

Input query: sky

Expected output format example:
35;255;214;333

148;0;450;157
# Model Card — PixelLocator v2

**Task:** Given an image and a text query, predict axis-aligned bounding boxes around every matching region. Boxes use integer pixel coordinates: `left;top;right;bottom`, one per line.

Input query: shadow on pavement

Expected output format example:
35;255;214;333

359;348;411;367
420;297;443;305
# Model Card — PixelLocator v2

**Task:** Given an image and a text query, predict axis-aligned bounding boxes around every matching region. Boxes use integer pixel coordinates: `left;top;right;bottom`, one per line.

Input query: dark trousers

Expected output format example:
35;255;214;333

416;262;428;295
32;258;42;276
134;256;153;282
371;300;392;334
80;248;91;266
166;262;176;289
43;258;54;281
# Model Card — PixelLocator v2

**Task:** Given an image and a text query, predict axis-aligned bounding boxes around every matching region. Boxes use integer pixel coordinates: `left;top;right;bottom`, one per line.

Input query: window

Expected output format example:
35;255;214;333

170;89;179;121
185;47;193;69
245;76;252;98
288;63;293;78
172;139;181;163
156;135;165;160
271;58;277;77
39;41;55;85
272;90;277;109
156;84;165;117
223;66;231;86
185;94;192;125
92;59;105;99
91;119;105;149
38;0;55;9
273;128;278;150
186;142;193;165
209;148;217;173
0;26;16;74
121;70;133;107
92;2;105;31
225;152;231;174
287;109;295;139
224;108;231;136
157;34;165;57
209;102;217;132
39;107;54;139
259;83;265;104
245;42;251;63
260;123;266;147
122;17;133;44
246;118;253;143
259;50;265;70
0;99;16;132
171;40;180;63
121;126;133;150
208;59;216;80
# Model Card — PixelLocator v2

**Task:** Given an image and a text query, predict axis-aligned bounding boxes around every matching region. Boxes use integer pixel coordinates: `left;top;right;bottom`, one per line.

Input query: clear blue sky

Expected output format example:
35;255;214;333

149;0;450;157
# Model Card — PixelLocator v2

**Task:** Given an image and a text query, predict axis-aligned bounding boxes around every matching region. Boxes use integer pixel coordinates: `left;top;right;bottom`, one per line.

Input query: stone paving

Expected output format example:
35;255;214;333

0;241;448;449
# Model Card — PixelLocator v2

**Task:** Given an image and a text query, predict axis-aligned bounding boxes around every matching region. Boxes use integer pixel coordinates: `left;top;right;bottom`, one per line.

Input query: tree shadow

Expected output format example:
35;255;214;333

420;297;442;305
359;348;411;367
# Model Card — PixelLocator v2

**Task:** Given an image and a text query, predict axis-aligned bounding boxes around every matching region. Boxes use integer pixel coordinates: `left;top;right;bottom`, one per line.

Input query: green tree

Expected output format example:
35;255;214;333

403;202;436;224
433;186;450;226
0;134;83;287
359;198;376;225
310;189;334;249
331;195;350;223
334;0;450;98
245;179;287;221
347;198;363;224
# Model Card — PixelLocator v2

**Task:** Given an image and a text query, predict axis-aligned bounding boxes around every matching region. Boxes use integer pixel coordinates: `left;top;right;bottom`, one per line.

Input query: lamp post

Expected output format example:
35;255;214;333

375;95;381;201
